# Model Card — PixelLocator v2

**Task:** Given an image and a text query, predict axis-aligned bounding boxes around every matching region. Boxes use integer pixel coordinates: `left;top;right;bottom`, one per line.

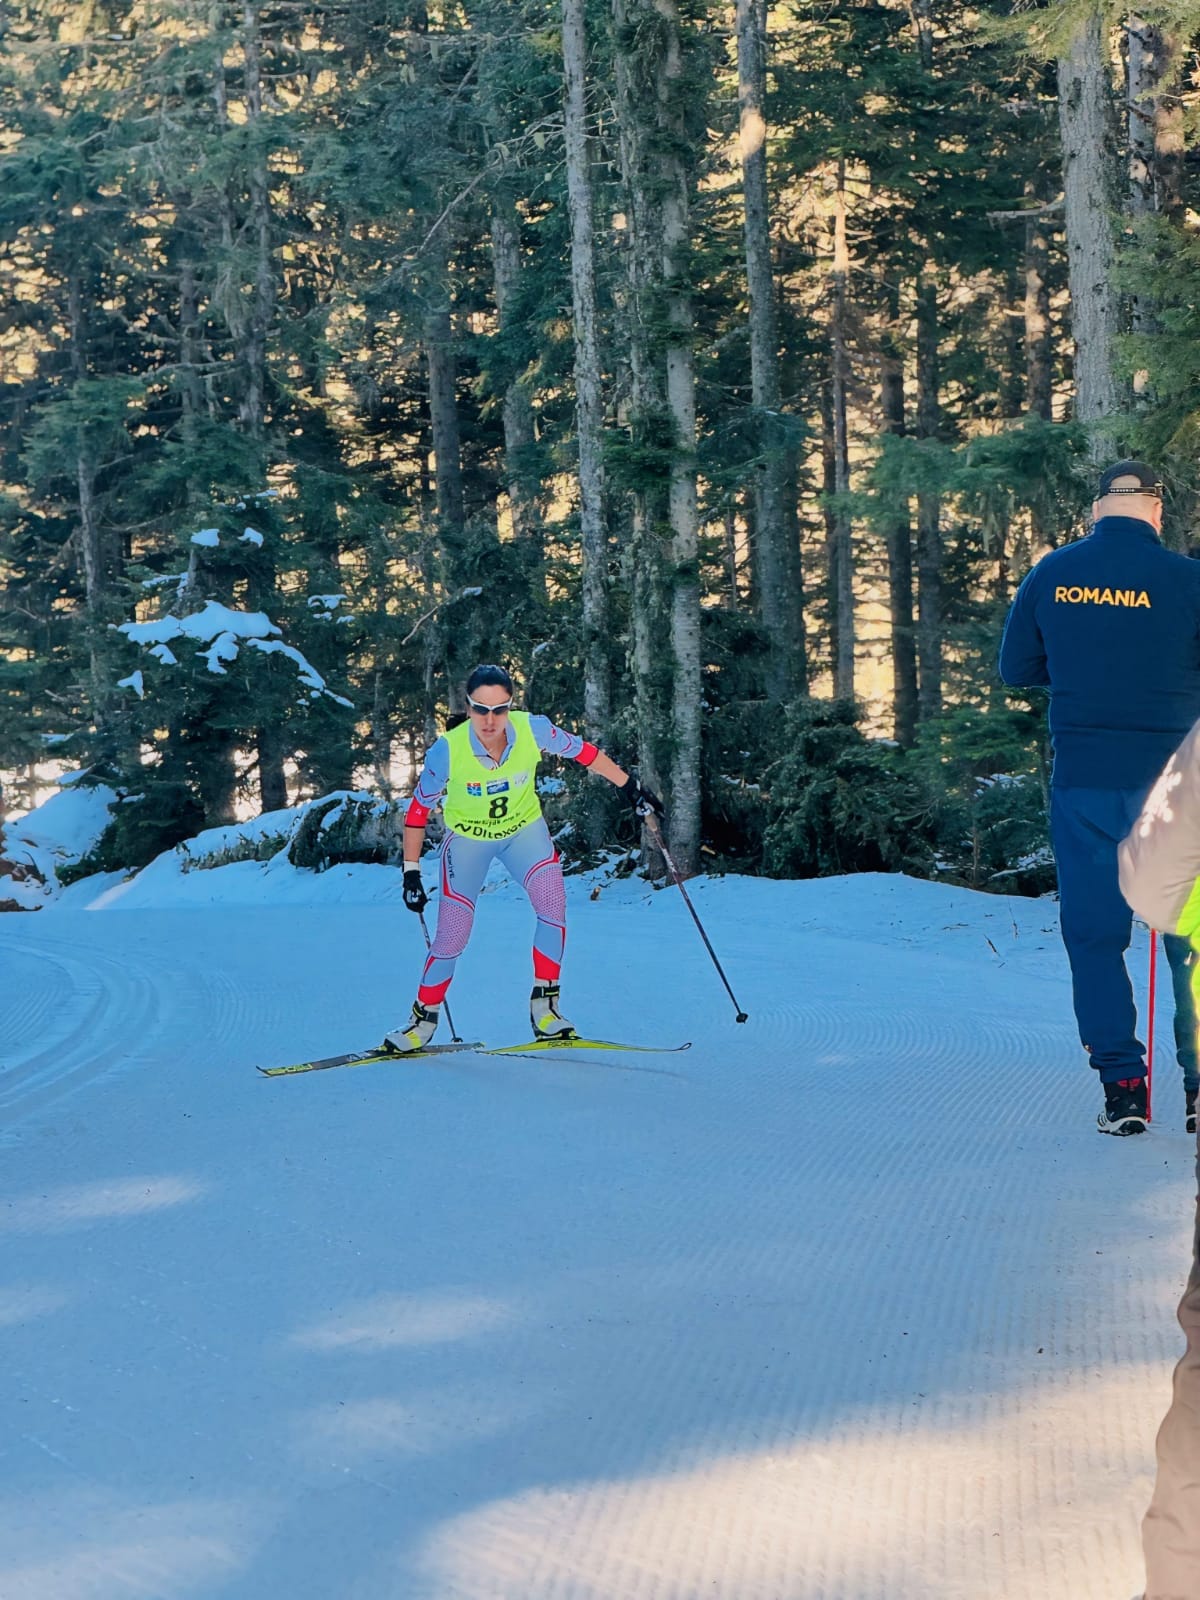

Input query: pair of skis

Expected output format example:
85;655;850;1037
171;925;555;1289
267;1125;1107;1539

258;1035;691;1078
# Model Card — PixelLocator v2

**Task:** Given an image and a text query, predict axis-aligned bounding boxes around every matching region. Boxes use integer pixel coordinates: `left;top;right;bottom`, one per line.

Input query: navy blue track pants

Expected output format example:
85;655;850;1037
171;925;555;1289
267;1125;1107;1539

1050;785;1198;1088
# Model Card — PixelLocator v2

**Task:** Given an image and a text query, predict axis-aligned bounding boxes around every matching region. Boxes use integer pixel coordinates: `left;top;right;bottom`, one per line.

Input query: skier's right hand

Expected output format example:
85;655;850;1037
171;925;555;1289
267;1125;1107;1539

403;870;429;915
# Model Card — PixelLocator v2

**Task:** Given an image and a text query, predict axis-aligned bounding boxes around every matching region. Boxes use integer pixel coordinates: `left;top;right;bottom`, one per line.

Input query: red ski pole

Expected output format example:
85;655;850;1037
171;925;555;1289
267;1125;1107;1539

1146;929;1157;1123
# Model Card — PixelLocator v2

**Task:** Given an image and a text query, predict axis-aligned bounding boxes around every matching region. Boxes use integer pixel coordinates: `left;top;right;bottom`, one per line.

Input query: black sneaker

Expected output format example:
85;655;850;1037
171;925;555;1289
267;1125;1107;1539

1097;1077;1149;1136
1187;1089;1197;1136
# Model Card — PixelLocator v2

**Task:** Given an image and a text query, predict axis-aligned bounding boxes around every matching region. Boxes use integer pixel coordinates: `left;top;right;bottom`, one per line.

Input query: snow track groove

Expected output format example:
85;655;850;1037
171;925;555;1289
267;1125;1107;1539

0;914;287;1129
0;936;161;1126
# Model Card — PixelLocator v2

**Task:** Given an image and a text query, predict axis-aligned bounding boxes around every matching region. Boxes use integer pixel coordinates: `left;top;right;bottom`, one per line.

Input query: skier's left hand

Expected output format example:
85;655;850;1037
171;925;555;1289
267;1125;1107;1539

621;775;664;819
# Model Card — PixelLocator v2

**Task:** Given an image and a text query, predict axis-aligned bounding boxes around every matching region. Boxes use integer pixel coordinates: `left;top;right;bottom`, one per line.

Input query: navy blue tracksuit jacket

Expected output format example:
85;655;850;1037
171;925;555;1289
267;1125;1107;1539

1000;515;1200;1083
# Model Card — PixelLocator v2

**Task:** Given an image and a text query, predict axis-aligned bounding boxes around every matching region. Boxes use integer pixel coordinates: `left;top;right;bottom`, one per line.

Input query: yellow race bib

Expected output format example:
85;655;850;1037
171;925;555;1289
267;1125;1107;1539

442;711;543;840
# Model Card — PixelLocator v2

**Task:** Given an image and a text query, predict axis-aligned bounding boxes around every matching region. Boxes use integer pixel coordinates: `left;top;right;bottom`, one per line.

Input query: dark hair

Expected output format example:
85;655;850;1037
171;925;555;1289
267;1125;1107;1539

465;663;514;697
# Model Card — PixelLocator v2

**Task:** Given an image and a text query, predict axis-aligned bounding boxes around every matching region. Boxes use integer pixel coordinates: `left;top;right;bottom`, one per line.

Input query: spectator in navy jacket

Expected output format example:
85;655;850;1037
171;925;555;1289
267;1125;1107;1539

999;460;1200;1135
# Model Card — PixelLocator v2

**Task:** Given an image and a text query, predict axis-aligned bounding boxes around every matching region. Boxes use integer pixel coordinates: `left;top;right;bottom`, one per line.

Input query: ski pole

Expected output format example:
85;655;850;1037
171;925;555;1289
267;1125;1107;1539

1147;928;1157;1123
418;910;463;1043
643;812;748;1023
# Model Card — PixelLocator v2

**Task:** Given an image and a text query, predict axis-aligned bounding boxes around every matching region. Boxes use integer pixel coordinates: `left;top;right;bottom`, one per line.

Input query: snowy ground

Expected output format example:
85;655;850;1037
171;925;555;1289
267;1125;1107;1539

0;864;1193;1600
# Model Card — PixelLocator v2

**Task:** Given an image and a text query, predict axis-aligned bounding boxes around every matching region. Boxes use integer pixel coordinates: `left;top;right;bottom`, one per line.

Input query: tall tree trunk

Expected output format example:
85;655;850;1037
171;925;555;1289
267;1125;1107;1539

66;268;113;728
562;0;610;749
819;378;837;677
879;288;917;746
424;293;469;705
241;2;287;811
736;0;802;704
176;210;235;817
490;199;545;568
1024;178;1053;422
179;253;204;439
910;0;933;71
176;251;207;607
908;0;942;717
780;441;806;692
257;724;288;813
662;29;700;875
425;302;465;548
418;449;442;742
372;666;393;798
1128;18;1184;385
613;0;702;874
239;2;273;441
1058;10;1122;450
828;160;854;701
916;271;942;723
1023;179;1055;554
1128;19;1183;222
723;505;740;606
76;449;114;729
614;2;670;822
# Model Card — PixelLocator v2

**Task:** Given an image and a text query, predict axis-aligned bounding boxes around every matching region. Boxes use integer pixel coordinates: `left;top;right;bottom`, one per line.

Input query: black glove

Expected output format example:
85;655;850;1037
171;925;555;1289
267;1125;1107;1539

402;869;429;914
621;774;664;819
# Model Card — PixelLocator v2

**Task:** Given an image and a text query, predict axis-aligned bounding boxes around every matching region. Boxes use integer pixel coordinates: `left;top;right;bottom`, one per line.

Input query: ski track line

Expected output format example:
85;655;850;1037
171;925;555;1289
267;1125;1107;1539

0;922;271;1129
735;1001;1085;1128
1;946;69;1061
0;936;163;1128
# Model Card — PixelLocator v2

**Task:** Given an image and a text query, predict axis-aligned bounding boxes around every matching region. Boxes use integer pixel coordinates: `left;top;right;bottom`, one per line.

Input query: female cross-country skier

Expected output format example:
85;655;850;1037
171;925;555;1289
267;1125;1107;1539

384;663;663;1052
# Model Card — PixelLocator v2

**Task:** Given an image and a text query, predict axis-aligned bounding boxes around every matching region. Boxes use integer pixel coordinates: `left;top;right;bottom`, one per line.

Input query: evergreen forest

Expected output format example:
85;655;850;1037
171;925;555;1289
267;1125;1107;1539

2;0;1199;892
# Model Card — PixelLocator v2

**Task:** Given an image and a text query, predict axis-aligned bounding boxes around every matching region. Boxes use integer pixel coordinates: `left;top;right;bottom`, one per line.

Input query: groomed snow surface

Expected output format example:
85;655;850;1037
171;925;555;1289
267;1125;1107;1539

0;867;1191;1600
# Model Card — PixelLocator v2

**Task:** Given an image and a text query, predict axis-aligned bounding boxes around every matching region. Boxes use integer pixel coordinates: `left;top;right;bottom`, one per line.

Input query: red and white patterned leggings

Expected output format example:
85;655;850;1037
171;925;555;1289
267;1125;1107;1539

416;816;566;1006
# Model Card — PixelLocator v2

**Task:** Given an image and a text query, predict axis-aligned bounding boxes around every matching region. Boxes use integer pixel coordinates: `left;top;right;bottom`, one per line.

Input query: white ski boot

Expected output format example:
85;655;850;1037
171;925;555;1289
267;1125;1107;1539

530;982;575;1040
384;1001;440;1054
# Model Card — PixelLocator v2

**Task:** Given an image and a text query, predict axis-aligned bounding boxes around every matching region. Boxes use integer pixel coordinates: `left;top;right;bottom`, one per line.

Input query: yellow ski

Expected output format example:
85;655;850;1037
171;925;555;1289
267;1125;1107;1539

258;1042;482;1077
482;1037;691;1058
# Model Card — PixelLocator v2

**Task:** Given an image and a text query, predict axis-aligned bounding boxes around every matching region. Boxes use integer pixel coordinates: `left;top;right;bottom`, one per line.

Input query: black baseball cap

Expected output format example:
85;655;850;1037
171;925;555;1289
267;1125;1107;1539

1098;459;1163;498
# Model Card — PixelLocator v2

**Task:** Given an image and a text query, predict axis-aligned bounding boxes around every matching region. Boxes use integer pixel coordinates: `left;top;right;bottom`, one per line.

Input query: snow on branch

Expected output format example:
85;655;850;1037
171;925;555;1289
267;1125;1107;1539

120;600;278;649
116;600;354;709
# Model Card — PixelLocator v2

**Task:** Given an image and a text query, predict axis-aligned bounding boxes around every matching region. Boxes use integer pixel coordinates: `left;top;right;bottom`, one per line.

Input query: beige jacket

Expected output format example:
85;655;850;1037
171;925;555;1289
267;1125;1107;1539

1118;717;1200;939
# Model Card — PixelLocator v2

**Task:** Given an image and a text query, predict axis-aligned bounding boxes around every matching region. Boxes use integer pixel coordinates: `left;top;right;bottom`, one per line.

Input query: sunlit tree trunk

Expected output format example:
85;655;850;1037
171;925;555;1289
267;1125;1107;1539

736;0;803;703
1057;9;1122;449
562;0;610;749
828;160;854;700
1128;19;1184;225
239;2;288;810
490;199;545;568
1024;180;1053;422
424;288;469;709
64;269;118;738
879;285;917;746
916;271;942;723
239;2;273;443
613;0;702;874
1128;17;1184;384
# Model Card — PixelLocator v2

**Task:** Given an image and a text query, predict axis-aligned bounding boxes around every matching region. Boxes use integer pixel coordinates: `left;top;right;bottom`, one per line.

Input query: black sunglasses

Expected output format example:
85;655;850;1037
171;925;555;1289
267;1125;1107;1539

467;698;512;716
